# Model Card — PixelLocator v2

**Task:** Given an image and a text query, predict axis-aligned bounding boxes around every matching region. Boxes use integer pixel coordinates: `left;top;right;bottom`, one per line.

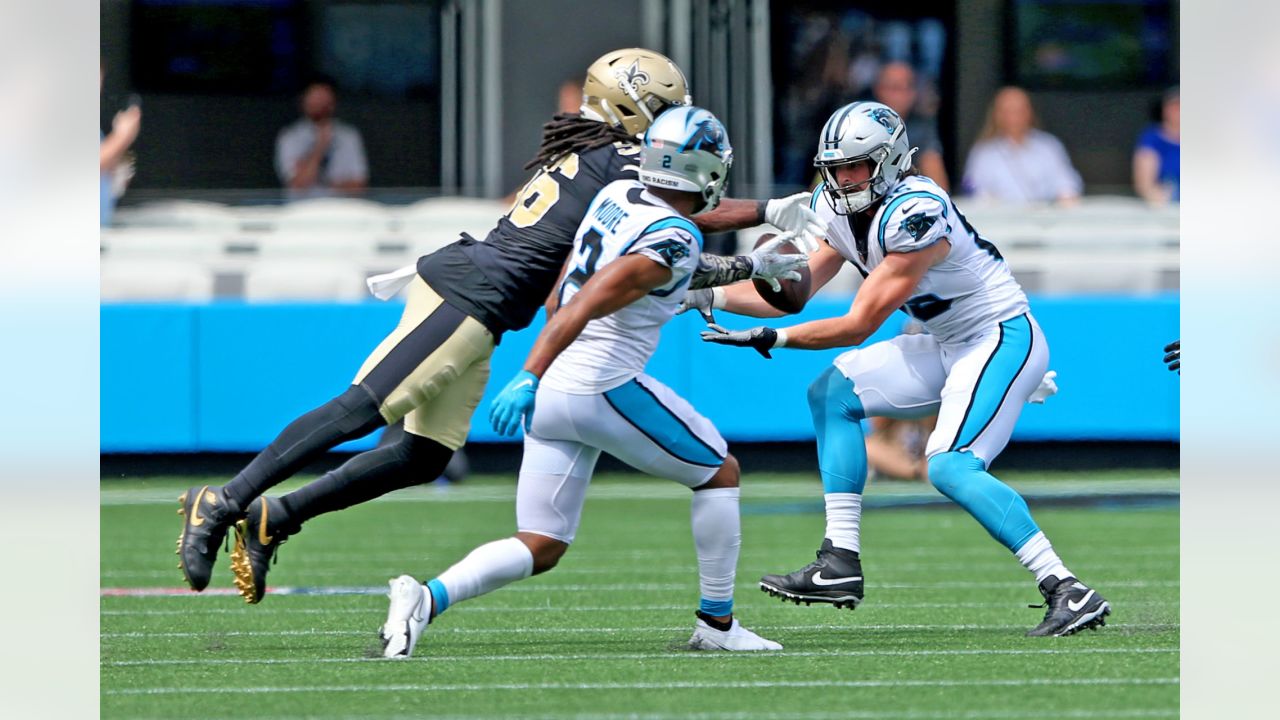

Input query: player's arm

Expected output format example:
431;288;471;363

489;254;673;436
690;234;807;292
692;198;768;234
781;241;948;348
689;241;846;320
544;255;575;319
526;255;671;377
702;240;949;356
693;194;826;251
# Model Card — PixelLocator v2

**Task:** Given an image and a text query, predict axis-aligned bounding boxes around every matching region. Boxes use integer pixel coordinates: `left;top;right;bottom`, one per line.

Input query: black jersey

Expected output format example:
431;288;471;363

417;141;640;337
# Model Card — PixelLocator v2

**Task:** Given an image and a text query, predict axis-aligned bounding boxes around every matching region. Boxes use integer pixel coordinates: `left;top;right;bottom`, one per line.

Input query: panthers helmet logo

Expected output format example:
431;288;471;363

868;107;899;131
615;60;652;92
681;119;727;157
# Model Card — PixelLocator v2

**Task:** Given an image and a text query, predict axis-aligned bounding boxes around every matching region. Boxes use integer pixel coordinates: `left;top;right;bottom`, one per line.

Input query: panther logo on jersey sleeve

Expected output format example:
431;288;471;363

644;238;692;266
901;211;938;241
878;190;949;254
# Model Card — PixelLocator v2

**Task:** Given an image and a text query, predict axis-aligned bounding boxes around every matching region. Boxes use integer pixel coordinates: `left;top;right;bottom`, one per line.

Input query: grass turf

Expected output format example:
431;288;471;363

101;471;1179;719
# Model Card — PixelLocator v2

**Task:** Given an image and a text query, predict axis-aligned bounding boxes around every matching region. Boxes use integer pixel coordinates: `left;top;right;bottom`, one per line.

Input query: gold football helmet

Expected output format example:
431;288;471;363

580;48;692;136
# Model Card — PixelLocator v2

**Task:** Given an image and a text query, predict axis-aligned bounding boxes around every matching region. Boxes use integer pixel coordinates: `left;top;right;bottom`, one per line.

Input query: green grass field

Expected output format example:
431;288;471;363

101;471;1179;719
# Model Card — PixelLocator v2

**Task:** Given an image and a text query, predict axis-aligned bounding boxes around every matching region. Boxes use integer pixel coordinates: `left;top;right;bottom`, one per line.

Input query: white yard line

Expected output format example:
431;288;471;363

201;711;1178;720
102;622;1178;639
103;676;1179;696
100;478;1180;506
99;578;1182;597
104;646;1178;667
100;598;1177;616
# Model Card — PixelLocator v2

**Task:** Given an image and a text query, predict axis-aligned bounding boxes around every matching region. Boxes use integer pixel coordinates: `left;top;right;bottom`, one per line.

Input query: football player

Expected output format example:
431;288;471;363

380;106;781;657
693;101;1111;637
175;48;825;604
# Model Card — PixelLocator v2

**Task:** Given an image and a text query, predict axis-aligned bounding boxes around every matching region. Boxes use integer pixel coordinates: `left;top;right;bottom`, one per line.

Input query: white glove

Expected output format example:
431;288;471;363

748;232;807;292
1028;370;1058;404
676;287;721;324
764;192;826;253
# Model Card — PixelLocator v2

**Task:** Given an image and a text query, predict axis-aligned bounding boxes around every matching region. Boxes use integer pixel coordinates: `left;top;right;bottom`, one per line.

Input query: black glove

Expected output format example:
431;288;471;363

1163;340;1180;373
700;323;779;359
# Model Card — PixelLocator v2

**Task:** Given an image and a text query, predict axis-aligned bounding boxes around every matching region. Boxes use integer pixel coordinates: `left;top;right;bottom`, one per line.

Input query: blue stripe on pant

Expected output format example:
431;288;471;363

602;380;725;468
949;314;1035;453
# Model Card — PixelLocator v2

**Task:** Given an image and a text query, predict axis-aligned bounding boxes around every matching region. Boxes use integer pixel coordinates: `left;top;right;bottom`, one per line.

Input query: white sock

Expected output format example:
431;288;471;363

824;493;862;553
1015;531;1071;584
691;487;740;613
434;537;534;608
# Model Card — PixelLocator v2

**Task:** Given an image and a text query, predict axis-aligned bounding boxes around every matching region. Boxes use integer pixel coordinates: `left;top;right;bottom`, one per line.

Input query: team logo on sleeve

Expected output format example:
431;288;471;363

902;211;937;240
646;238;691;266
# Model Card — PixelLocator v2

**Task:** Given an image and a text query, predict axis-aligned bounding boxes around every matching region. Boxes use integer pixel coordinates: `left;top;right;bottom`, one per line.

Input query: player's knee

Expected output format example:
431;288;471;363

808;366;863;423
698;454;740;490
516;532;569;574
332;384;386;436
927;451;984;498
401;433;454;481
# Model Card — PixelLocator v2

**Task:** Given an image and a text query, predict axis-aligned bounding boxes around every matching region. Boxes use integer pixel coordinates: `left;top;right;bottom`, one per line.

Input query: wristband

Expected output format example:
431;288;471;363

755;199;768;226
711;286;727;310
773;329;788;348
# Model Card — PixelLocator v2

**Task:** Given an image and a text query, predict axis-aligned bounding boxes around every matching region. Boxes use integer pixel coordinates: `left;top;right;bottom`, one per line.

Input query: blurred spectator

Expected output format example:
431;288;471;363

558;76;584;115
866;416;935;481
275;77;368;198
1133;86;1180;205
100;64;140;227
873;62;949;190
961;86;1082;205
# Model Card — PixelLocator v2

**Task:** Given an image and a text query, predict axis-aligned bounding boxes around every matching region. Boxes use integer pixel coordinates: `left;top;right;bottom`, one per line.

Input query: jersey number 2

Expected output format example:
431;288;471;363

558;228;605;306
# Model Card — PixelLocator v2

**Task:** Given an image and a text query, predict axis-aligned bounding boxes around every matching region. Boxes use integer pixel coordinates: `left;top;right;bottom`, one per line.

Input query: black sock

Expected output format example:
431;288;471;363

222;385;385;509
695;611;733;631
278;432;454;524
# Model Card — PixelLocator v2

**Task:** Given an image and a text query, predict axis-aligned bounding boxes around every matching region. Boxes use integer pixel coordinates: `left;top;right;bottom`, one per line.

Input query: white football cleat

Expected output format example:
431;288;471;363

688;617;782;651
380;575;431;659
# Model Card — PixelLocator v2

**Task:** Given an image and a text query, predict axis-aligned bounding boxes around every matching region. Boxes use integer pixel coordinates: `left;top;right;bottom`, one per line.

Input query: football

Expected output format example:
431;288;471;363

752;233;812;314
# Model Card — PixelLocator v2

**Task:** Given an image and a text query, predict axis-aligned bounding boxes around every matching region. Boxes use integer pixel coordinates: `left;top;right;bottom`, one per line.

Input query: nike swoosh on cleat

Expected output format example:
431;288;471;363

257;499;273;546
189;486;209;527
1067;589;1096;612
811;572;862;586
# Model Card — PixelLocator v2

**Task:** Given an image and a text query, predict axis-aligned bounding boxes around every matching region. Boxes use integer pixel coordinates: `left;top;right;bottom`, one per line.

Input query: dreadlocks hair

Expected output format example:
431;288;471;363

524;113;637;171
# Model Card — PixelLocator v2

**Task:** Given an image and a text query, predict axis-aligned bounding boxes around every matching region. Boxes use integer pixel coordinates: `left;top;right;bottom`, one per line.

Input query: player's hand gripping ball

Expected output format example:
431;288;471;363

751;233;811;314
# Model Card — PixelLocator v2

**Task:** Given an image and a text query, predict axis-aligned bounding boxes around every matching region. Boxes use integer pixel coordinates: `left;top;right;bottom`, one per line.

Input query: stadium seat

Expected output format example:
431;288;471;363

100;227;229;260
100;259;216;302
242;259;370;302
396;197;503;239
253;230;379;258
274;197;392;232
111;200;242;232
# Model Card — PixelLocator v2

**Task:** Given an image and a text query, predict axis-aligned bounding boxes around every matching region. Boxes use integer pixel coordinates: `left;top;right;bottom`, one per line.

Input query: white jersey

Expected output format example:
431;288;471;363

813;175;1028;343
542;180;701;394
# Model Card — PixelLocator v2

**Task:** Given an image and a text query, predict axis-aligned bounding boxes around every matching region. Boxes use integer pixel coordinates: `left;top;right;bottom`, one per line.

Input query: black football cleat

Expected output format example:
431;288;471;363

176;485;241;591
759;539;864;609
230;496;299;604
1026;575;1111;637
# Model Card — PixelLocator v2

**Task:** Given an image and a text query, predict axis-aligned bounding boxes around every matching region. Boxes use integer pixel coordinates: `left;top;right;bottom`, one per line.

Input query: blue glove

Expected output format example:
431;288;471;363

489;370;539;436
